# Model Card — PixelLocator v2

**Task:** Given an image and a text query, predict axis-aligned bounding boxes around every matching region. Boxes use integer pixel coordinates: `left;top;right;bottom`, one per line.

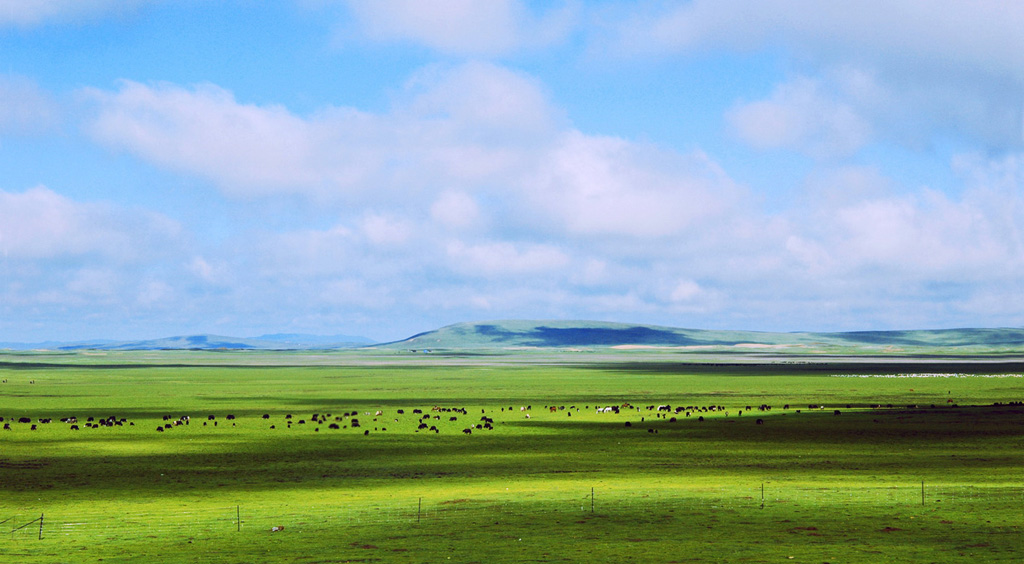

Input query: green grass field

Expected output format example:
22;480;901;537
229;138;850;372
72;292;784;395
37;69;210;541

2;349;1023;562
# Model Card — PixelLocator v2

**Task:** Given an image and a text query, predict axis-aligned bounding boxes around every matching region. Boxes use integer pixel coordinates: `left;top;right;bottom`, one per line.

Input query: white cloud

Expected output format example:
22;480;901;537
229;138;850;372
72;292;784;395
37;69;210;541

430;191;482;230
669;279;702;302
188;256;232;286
136;280;174;308
406;61;561;138
788;162;1024;282
64;57;1024;335
83;63;557;200
82;65;744;243
446;240;568;276
727;76;872;158
359;213;413;246
85;81;378;197
0;185;191;329
342;0;577;56
0;185;180;261
529;131;743;237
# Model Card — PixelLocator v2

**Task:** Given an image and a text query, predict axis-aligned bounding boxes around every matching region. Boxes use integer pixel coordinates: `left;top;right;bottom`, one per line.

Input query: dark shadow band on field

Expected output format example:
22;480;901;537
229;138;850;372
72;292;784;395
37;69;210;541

503;405;1024;443
574;360;1024;376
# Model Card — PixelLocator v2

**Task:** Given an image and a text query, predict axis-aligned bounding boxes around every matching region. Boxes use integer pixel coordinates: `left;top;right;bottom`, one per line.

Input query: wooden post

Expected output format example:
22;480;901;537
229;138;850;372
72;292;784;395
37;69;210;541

237;505;241;532
38;513;43;540
418;498;422;523
921;481;925;506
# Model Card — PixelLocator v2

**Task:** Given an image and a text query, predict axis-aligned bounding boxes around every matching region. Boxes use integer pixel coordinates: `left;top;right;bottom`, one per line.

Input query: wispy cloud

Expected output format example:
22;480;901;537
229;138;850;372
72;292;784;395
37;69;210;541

0;75;59;135
339;0;578;56
0;0;150;27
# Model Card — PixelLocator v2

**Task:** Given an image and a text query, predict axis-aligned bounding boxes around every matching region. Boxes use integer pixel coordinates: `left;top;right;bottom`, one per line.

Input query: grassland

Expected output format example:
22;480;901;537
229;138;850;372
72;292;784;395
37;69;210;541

1;349;1023;562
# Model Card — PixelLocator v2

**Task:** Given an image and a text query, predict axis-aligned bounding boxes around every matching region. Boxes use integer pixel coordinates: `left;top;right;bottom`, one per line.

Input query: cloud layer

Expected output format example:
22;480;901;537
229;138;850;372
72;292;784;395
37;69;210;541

3;1;1024;341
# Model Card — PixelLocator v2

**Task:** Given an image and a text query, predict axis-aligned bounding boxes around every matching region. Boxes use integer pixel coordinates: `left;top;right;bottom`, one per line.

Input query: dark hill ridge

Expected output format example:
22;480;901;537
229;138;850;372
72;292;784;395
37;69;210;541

381;320;1024;352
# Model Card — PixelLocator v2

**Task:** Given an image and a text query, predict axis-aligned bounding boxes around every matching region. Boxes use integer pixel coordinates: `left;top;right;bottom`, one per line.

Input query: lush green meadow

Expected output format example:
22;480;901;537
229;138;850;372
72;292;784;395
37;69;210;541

2;349;1023;562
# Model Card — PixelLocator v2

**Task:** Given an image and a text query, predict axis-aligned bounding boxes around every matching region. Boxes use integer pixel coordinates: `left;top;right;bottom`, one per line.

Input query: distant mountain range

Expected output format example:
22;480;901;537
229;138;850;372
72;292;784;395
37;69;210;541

4;320;1024;352
0;333;374;351
378;320;1024;353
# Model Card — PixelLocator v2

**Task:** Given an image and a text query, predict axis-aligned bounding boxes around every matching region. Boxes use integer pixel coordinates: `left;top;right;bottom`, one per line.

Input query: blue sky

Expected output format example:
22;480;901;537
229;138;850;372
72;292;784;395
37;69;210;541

1;0;1023;342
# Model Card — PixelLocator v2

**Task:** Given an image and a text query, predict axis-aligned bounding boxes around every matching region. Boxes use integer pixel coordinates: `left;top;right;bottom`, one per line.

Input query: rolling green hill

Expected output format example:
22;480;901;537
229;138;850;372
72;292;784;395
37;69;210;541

379;320;1024;354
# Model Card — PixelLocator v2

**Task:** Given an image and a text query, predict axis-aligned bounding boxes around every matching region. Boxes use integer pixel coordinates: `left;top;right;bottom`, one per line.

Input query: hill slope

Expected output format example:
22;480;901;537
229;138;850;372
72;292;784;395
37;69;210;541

380;320;1024;353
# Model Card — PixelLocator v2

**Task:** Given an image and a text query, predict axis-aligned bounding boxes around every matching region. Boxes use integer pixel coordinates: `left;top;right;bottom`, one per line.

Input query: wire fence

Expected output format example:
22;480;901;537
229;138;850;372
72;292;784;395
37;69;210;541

4;482;1022;542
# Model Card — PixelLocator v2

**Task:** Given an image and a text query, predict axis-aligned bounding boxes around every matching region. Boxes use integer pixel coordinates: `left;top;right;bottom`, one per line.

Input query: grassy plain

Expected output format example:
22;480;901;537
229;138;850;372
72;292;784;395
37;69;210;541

1;349;1023;562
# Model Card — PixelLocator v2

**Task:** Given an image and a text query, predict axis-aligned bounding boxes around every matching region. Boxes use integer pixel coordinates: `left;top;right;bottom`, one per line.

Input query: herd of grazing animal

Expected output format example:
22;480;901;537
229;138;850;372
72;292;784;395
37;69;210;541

0;397;995;435
0;406;498;436
0;414;135;432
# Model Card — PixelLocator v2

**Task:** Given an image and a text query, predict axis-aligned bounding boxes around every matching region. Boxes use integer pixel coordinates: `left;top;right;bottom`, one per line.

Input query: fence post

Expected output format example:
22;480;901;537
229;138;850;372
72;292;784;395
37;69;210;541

591;487;594;514
237;505;241;532
761;483;765;509
921;481;925;506
418;498;422;524
38;514;43;540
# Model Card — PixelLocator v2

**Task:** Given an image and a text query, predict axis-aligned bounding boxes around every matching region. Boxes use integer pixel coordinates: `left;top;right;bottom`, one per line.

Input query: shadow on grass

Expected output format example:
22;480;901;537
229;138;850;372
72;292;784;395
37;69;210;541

577;360;1024;375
